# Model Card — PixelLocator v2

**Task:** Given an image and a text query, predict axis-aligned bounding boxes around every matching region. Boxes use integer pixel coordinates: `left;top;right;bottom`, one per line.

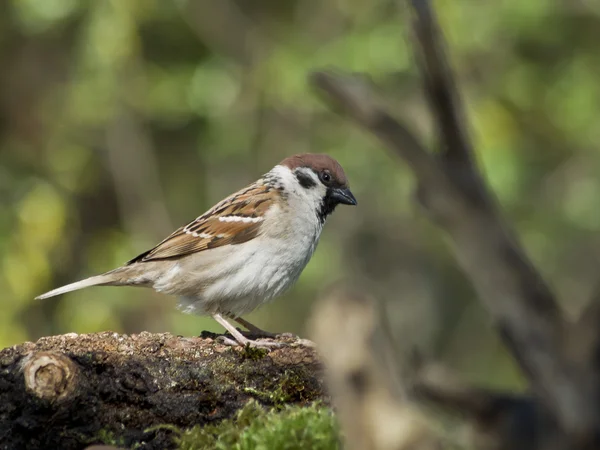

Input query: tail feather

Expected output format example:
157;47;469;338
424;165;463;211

35;271;123;300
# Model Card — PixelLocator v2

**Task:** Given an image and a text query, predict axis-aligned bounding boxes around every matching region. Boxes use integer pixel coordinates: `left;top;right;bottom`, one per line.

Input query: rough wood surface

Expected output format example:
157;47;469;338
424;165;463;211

0;331;325;450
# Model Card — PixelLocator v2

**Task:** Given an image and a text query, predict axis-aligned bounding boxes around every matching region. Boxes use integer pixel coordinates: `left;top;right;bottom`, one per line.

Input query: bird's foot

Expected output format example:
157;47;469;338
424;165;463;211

216;335;284;349
238;330;278;339
246;339;284;349
239;330;296;339
293;338;317;348
267;332;315;347
229;316;281;338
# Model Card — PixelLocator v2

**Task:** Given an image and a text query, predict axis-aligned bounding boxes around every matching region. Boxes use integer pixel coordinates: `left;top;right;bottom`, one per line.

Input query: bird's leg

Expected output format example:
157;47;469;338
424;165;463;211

228;315;279;338
212;313;282;348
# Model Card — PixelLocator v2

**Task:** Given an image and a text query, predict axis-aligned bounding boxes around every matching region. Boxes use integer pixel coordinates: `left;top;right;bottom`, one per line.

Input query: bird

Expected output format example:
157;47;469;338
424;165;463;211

36;153;357;348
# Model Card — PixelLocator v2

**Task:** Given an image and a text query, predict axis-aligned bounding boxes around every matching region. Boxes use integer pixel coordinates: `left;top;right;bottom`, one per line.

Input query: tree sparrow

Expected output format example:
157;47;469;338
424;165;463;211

36;153;357;348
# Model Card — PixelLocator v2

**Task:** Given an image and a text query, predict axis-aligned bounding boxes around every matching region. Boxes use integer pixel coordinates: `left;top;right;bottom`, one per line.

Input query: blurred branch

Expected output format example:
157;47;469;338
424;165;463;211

310;0;600;446
414;364;542;450
409;0;474;167
310;287;441;450
310;288;554;450
309;68;588;436
569;285;600;369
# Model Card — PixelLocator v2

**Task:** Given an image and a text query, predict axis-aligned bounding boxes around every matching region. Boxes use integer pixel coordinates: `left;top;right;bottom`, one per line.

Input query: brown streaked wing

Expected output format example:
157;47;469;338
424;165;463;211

127;181;277;263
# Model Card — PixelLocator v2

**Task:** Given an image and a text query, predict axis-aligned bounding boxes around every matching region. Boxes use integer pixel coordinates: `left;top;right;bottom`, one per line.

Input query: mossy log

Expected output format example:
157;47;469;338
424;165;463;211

0;331;326;450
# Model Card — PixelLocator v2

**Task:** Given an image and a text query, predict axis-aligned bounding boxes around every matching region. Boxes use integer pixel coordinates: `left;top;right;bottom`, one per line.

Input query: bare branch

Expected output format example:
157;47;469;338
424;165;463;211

414;365;542;450
309;0;599;439
310;64;595;449
568;286;600;368
310;71;435;181
408;0;474;165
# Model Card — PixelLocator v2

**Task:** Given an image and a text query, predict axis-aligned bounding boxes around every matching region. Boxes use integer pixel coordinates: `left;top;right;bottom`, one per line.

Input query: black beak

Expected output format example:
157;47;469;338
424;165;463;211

331;187;357;206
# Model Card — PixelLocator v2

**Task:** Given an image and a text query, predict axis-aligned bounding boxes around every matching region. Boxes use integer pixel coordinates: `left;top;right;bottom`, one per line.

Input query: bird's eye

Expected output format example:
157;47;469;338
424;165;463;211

320;171;332;184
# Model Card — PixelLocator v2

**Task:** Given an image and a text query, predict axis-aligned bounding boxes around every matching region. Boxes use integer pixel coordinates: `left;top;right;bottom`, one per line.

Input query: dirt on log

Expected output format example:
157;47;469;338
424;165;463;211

0;331;326;450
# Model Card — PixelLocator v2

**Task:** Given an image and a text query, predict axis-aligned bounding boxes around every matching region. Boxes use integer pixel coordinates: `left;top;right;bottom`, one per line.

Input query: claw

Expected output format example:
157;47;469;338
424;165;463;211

247;339;284;349
216;335;284;349
216;335;240;347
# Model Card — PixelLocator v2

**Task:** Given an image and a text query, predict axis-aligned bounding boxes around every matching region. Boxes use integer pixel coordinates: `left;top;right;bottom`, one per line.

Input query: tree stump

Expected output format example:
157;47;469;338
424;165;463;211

0;331;326;450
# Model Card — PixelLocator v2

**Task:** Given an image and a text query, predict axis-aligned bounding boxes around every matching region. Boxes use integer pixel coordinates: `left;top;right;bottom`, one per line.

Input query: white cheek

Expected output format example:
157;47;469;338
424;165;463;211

270;165;326;207
297;183;325;208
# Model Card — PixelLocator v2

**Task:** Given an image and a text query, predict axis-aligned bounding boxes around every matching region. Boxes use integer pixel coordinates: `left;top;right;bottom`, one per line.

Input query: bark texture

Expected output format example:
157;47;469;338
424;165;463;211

0;331;325;450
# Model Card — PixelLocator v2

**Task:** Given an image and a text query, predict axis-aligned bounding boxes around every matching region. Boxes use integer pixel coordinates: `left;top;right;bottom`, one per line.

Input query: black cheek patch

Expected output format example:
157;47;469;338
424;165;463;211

317;188;338;224
295;170;317;189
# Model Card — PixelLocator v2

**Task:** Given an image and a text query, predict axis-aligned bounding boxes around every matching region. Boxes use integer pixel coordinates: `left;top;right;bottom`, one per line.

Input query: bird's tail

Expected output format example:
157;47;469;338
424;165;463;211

35;268;131;300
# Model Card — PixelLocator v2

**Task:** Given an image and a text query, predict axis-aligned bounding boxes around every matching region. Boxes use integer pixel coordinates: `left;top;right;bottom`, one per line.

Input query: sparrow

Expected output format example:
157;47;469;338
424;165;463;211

36;153;357;348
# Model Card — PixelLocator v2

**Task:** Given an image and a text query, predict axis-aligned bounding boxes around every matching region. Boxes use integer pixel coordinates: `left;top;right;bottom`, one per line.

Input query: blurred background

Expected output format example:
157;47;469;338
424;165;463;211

1;0;600;391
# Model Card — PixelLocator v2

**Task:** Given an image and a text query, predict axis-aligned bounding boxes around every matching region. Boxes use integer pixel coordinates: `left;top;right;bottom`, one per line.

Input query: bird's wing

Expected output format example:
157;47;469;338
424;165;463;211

127;180;278;263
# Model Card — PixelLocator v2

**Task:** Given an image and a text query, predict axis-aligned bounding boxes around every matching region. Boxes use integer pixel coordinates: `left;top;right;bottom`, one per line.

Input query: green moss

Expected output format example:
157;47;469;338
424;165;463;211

175;400;339;450
242;368;319;407
95;429;141;449
240;345;268;360
275;369;313;404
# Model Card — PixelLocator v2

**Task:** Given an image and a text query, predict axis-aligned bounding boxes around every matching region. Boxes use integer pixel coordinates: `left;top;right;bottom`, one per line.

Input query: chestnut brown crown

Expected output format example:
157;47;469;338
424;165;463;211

280;153;349;188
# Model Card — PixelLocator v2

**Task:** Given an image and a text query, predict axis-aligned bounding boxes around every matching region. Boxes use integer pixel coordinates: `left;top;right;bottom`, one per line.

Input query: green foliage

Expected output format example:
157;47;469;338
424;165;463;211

175;401;339;450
